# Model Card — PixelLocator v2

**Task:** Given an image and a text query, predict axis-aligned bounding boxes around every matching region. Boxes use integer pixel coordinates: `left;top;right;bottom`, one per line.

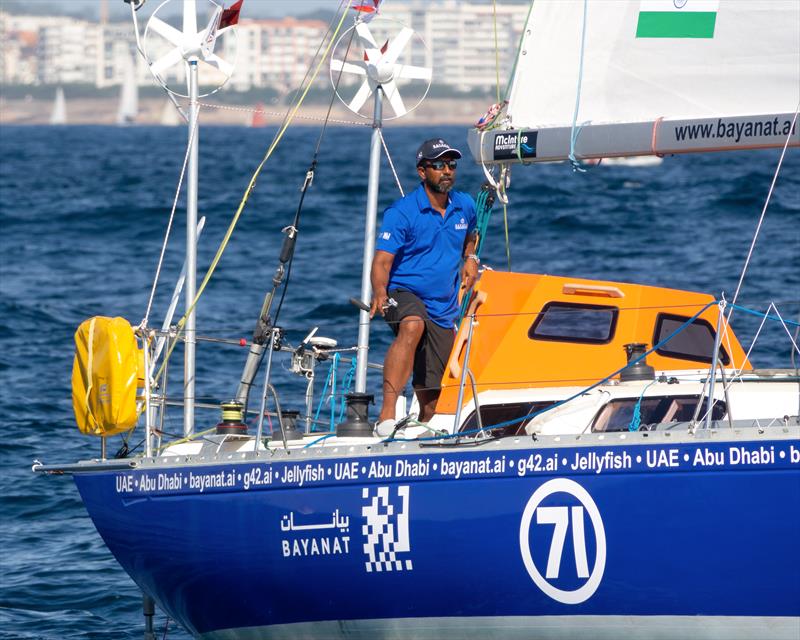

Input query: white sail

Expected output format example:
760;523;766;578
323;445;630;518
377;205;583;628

116;54;139;125
159;99;182;126
469;0;800;164
49;87;66;125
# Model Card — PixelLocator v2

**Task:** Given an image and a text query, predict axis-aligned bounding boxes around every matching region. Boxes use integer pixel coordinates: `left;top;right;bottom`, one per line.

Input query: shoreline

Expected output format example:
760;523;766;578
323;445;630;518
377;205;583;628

0;97;489;126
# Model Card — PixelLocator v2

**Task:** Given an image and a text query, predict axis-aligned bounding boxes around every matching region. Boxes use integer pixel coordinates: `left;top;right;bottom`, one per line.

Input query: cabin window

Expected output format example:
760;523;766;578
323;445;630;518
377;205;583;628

591;396;726;432
460;401;556;437
528;302;618;344
653;313;730;365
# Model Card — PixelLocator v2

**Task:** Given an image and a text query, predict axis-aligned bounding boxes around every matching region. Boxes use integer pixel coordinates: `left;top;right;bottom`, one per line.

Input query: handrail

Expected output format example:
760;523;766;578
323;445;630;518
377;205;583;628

562;283;625;298
449;291;488;378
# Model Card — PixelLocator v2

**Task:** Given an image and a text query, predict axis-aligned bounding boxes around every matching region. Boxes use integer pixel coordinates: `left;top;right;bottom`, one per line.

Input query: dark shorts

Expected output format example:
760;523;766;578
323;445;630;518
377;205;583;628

384;289;455;391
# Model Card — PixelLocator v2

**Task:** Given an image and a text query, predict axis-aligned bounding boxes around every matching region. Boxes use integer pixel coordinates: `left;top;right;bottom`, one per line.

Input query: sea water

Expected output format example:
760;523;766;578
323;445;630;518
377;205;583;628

0;124;797;639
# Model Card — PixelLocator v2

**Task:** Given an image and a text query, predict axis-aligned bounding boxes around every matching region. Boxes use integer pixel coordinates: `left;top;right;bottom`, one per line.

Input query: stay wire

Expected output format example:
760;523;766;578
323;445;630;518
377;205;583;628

243;5;359;408
727;102;800;327
141;111;200;329
273;8;359;327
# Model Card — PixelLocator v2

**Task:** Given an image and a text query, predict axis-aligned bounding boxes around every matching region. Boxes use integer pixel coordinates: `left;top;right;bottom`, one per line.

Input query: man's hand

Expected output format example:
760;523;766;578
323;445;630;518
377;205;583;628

461;256;479;291
370;250;395;318
370;290;389;318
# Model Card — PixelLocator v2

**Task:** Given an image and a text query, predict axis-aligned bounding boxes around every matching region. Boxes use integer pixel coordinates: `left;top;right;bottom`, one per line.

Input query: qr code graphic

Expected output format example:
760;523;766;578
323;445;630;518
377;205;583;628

362;485;413;572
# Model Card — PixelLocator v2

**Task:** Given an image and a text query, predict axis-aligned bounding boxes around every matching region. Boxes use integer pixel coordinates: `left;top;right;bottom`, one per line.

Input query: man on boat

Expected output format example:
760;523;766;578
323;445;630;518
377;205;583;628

370;138;479;436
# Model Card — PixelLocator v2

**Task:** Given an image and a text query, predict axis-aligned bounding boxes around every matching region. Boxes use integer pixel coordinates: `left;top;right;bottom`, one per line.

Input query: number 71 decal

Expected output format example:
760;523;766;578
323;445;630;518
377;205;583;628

519;478;606;604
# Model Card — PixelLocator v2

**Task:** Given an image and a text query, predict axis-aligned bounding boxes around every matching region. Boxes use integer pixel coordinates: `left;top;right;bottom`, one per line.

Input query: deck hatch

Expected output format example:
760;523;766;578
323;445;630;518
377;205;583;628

653;313;730;365
528;302;618;344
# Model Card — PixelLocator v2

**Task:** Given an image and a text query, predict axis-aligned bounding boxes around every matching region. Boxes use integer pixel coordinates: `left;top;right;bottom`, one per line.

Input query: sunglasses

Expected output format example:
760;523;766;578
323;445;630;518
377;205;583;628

423;160;458;170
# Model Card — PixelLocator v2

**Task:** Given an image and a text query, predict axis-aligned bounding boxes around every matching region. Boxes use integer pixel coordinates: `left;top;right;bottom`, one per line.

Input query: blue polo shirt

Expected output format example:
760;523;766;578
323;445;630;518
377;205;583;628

376;183;477;327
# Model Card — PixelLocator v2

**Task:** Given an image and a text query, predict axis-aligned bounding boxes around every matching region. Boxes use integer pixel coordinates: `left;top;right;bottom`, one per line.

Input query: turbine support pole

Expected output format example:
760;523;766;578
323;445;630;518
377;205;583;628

355;86;384;393
184;59;199;437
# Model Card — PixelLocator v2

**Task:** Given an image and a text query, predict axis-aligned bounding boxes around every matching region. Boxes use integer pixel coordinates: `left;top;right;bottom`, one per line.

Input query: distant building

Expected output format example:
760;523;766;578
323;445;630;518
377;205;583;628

226;17;329;92
37;18;101;85
376;0;528;92
98;23;140;88
0;1;529;93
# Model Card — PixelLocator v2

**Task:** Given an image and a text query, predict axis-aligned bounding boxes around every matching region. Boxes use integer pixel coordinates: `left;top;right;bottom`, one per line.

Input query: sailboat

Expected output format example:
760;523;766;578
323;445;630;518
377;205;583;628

159;98;182;126
49;87;66;125
35;1;799;639
116;53;139;125
250;101;267;127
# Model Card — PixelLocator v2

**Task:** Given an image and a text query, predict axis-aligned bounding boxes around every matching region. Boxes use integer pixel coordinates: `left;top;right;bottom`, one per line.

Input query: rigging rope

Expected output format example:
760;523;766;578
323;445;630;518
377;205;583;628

628;379;657;432
492;0;501;105
568;0;589;172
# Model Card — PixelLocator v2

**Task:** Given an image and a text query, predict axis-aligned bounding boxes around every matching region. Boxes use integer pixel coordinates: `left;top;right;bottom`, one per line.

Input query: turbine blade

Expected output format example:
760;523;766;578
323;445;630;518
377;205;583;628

203;52;234;77
382;27;413;65
331;59;367;76
200;7;222;53
348;80;373;113
183;0;197;35
151;46;184;76
395;64;432;82
355;22;378;49
149;16;184;47
383;80;406;117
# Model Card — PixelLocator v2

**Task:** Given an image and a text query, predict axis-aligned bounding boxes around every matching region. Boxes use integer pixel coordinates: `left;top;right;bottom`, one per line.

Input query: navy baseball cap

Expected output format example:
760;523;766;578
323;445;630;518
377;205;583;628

416;138;462;165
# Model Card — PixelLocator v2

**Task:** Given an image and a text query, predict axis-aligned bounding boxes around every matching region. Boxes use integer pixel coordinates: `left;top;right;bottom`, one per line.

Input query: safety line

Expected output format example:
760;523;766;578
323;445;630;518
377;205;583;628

196;100;369;127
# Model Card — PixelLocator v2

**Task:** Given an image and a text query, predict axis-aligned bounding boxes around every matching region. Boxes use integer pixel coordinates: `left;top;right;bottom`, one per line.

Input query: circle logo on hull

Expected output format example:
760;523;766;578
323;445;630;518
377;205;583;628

519;478;606;604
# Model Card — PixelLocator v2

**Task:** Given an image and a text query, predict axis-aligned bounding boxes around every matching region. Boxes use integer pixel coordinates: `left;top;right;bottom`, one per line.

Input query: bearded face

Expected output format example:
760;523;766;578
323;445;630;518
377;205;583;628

418;155;458;194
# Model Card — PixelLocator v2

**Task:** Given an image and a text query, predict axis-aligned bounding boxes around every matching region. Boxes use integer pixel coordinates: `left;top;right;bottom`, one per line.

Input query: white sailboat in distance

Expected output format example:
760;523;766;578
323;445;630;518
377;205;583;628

116;53;139;125
49;87;66;125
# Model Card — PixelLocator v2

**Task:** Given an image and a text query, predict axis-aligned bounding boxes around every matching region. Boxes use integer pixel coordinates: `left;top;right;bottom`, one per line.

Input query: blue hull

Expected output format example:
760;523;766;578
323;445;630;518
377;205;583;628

74;434;800;638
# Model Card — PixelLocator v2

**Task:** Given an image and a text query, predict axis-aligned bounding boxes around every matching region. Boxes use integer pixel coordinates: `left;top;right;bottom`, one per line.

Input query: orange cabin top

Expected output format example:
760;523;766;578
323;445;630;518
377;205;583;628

436;272;749;414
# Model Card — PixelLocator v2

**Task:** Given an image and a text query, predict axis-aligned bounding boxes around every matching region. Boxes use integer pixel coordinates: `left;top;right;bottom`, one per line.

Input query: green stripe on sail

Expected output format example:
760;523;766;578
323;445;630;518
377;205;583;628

636;11;717;38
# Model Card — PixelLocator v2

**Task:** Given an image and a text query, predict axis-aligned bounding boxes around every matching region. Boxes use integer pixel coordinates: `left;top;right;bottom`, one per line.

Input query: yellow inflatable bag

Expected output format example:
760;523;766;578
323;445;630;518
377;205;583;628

72;316;141;436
